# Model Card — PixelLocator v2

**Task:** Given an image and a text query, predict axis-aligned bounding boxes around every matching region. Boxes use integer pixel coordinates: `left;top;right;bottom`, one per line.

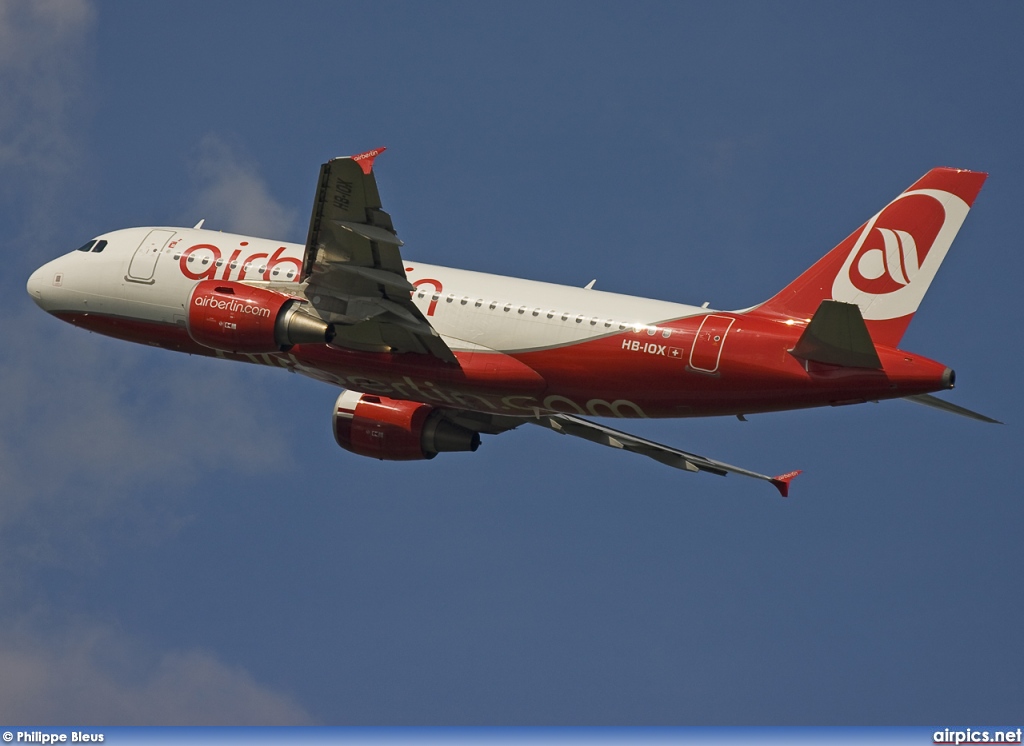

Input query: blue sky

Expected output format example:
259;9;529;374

1;0;1022;725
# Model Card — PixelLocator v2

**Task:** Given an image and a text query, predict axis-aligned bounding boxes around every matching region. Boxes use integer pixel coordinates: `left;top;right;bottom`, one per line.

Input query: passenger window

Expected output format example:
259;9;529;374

474;300;482;308
91;240;108;253
488;301;497;310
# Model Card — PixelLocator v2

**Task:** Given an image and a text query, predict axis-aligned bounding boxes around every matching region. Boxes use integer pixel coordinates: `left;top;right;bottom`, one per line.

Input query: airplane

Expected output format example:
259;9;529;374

26;148;999;496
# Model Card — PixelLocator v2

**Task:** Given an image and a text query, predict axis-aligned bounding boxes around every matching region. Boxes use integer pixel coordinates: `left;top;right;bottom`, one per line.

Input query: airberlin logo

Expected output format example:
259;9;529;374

194;294;271;318
831;187;970;321
847;192;945;295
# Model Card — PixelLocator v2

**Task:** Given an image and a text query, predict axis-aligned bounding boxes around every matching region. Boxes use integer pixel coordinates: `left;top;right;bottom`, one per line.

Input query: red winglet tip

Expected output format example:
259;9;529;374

351;146;387;174
770;470;802;498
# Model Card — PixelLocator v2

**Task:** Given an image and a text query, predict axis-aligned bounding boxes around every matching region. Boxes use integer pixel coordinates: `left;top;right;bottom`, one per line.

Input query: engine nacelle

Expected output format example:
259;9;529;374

187;280;333;353
333;390;481;461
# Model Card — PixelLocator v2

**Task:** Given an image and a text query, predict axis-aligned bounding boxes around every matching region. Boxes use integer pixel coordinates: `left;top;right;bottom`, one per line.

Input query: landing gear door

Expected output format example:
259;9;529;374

689;315;735;373
126;229;175;284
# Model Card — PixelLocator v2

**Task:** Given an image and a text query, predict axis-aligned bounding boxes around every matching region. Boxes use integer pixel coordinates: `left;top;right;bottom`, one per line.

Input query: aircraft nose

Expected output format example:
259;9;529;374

27;261;59;311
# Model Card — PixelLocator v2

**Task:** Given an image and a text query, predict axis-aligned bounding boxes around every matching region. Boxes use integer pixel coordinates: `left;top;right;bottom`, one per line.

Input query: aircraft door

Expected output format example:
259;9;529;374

689;315;735;373
126;229;175;284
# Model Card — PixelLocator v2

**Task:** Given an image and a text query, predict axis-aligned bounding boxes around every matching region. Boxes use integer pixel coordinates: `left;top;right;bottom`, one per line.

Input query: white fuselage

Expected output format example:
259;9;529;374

29;226;710;354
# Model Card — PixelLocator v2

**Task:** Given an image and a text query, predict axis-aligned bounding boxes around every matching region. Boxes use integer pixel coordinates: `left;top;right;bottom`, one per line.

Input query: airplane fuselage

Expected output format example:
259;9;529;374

28;226;951;421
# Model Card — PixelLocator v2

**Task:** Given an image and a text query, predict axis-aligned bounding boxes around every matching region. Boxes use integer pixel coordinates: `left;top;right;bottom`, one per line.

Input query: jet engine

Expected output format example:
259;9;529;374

333;390;481;461
187;280;332;353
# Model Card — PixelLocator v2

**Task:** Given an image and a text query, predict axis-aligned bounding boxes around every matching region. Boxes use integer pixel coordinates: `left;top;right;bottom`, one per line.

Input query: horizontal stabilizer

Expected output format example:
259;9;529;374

904;394;1002;424
791;300;882;369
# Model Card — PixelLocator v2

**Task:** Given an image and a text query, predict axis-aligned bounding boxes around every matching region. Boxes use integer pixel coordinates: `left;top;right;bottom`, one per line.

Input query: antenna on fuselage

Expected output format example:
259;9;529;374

193;219;205;229
584;279;596;290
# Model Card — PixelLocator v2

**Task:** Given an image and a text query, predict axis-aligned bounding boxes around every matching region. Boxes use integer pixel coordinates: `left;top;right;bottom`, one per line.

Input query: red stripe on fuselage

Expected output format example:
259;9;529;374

56;310;951;419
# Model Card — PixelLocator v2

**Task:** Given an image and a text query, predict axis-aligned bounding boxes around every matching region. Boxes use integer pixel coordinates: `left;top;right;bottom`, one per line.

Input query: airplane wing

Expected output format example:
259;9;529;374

302;148;457;363
528;413;801;496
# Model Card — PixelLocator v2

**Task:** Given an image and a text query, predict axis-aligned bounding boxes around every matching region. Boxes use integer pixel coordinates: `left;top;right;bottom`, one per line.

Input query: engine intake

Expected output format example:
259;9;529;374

333;390;481;461
187;280;333;353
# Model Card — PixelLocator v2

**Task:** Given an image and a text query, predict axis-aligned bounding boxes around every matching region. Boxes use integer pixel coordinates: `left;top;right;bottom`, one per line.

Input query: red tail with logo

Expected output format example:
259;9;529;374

751;168;987;347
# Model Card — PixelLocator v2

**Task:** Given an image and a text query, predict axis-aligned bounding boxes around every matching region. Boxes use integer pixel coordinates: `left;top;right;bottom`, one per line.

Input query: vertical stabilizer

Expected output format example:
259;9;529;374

752;168;986;347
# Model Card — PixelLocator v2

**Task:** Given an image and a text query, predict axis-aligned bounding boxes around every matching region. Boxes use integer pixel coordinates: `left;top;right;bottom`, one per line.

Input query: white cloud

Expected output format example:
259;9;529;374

0;3;303;563
0;4;320;723
0;308;296;567
0;0;92;58
186;134;299;240
0;620;315;724
0;311;311;720
0;0;95;235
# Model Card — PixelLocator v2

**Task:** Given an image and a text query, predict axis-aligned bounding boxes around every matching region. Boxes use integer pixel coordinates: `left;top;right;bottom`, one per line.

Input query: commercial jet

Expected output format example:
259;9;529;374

26;149;998;496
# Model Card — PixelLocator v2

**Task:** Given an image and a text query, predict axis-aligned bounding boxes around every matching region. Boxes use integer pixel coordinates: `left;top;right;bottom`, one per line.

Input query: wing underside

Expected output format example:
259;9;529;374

302;148;456;363
438;407;801;496
528;413;801;496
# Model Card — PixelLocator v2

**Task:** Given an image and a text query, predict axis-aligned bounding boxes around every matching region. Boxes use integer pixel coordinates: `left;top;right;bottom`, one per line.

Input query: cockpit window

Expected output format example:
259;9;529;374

76;240;96;252
91;240;108;253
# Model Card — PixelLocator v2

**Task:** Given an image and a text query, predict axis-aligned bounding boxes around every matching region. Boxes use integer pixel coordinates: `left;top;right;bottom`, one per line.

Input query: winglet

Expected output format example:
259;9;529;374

351;147;387;175
770;470;802;498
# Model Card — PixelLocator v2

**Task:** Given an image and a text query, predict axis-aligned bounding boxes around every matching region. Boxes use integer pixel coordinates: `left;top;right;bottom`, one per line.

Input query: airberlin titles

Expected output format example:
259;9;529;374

176;241;303;283
192;292;273;318
272;364;649;419
174;239;696;364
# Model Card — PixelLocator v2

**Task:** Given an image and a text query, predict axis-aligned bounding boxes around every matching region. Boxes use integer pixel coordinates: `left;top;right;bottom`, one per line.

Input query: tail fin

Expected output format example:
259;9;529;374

752;168;987;347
